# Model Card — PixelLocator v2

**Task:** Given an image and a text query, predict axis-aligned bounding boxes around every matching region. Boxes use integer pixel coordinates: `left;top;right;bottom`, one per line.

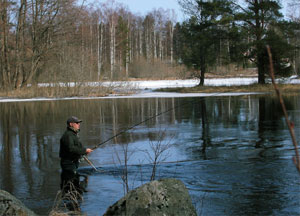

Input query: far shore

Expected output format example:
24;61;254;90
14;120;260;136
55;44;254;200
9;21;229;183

0;77;299;101
156;83;300;94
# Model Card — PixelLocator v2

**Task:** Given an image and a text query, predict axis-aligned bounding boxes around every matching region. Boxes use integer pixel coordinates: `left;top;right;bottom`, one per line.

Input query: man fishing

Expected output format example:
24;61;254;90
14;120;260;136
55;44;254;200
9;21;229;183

59;116;93;194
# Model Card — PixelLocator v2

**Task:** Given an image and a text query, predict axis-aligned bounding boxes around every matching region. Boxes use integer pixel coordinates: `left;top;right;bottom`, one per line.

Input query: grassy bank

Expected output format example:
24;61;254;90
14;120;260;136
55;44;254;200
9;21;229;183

0;85;116;99
0;82;299;99
156;84;300;95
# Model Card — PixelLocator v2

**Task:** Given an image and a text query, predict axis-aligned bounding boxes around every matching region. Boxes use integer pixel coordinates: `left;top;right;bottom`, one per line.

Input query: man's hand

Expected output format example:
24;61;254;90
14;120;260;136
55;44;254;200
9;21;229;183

86;148;93;154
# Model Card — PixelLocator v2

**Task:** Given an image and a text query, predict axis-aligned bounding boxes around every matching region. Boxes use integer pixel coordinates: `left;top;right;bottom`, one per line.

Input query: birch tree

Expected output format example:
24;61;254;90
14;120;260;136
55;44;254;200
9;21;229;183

0;0;186;88
97;20;104;80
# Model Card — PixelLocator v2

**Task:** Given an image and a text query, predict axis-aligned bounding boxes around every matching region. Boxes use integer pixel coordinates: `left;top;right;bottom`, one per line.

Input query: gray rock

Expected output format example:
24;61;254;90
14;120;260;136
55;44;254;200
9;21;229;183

104;178;197;216
0;190;37;216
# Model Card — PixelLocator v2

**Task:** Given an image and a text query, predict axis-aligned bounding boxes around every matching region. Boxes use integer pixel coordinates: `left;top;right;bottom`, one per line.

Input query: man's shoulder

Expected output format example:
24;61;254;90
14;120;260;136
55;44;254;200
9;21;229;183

61;128;74;139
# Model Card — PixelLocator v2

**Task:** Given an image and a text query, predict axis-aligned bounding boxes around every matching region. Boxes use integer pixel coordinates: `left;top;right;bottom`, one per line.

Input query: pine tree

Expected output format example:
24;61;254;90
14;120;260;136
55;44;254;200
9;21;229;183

235;0;284;83
177;0;234;85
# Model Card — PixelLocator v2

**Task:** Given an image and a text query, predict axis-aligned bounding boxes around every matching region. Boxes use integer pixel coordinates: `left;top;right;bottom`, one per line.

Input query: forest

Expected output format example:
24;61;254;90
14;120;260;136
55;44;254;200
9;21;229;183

0;0;299;90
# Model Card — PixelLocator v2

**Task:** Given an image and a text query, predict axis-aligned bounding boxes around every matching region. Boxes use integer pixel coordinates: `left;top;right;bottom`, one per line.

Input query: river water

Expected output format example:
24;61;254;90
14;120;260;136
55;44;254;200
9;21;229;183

0;94;299;215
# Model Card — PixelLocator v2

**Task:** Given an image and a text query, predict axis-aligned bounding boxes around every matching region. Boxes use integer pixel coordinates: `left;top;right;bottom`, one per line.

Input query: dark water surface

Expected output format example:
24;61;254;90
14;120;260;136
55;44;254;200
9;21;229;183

0;94;300;215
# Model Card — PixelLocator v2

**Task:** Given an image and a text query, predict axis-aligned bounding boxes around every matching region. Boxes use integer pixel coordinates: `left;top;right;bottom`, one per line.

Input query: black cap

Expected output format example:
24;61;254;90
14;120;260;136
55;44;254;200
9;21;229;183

67;116;82;125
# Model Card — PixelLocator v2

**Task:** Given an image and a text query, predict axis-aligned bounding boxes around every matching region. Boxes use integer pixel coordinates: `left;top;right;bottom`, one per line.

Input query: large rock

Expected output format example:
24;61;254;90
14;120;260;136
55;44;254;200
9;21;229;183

0;190;37;216
104;178;197;216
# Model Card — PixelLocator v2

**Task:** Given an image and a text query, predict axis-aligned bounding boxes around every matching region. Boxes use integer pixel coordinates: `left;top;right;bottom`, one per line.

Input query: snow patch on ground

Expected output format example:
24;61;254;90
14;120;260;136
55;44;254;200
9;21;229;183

1;76;299;102
91;76;299;89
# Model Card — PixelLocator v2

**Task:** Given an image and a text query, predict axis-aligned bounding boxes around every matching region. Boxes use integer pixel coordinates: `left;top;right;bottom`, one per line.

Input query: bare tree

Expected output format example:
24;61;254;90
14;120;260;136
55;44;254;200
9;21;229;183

168;9;177;64
0;0;12;89
97;21;104;80
14;0;27;89
21;0;60;86
1;0;181;90
113;142;135;194
143;129;173;181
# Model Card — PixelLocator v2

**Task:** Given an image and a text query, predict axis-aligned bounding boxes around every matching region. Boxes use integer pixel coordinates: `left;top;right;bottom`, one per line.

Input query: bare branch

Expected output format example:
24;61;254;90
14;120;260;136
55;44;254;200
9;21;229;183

267;45;300;173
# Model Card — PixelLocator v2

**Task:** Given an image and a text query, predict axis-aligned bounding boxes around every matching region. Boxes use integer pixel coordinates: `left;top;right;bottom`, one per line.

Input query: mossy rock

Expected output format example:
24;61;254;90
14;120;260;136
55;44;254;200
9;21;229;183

0;190;37;216
104;178;197;216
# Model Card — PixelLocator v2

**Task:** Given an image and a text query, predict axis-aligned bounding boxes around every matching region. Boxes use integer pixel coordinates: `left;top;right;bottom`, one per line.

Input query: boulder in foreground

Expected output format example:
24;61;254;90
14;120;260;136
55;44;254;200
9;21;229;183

104;178;197;216
0;190;37;216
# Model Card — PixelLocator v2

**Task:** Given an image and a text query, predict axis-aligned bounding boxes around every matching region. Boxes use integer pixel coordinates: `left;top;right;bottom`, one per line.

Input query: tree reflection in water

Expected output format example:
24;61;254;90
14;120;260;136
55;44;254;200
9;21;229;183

0;94;299;215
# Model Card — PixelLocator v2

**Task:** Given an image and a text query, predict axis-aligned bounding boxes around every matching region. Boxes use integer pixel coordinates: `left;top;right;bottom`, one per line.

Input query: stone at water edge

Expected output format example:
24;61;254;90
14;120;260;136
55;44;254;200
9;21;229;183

104;178;197;216
0;190;37;216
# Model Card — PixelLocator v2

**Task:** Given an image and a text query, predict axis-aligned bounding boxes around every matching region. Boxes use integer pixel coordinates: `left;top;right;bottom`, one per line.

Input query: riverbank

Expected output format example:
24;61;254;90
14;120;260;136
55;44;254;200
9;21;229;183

157;83;300;94
0;76;299;101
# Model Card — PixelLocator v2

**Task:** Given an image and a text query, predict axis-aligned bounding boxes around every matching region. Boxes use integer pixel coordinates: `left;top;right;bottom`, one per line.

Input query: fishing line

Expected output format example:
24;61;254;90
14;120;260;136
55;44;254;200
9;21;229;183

84;91;255;170
91;91;225;151
82;159;198;174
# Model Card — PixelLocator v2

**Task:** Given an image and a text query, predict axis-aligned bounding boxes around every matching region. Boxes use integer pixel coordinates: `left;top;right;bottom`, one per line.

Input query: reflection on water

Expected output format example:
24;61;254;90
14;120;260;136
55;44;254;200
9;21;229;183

0;95;299;215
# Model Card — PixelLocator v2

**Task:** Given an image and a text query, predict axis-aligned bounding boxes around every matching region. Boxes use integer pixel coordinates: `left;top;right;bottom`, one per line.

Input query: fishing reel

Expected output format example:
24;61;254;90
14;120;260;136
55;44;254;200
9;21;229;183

79;156;85;163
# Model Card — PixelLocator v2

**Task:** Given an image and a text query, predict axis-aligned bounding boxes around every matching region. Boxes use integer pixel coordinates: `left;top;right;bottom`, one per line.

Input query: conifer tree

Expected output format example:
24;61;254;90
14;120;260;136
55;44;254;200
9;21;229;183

178;0;234;85
235;0;284;83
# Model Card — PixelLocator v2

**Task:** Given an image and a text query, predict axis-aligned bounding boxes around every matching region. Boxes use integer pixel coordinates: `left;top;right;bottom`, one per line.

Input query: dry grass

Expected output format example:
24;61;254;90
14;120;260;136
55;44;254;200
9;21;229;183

206;65;258;78
1;78;299;99
0;79;142;99
0;85;114;99
157;84;300;95
49;182;85;216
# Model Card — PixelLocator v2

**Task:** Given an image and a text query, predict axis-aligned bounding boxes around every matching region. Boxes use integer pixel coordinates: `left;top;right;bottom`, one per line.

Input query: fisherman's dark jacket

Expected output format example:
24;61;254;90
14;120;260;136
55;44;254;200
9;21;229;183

59;127;86;172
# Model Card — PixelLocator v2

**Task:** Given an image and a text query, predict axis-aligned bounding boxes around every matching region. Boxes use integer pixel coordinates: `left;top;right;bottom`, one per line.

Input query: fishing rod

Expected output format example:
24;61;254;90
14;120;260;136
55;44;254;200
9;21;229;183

83;91;240;170
83;97;199;170
91;104;184;150
91;92;223;151
83;155;99;172
83;97;202;170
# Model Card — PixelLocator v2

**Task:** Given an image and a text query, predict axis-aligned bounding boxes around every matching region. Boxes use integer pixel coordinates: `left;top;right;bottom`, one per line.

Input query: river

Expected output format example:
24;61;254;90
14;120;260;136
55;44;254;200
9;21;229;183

0;94;299;215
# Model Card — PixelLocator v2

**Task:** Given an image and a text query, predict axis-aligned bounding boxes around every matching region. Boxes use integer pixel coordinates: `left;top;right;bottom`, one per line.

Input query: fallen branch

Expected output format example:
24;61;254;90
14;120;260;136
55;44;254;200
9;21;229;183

266;45;300;173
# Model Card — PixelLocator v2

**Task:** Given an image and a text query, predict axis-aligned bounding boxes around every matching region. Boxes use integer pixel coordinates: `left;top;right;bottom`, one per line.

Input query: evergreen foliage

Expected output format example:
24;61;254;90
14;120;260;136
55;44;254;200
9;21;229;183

177;0;234;85
177;0;299;84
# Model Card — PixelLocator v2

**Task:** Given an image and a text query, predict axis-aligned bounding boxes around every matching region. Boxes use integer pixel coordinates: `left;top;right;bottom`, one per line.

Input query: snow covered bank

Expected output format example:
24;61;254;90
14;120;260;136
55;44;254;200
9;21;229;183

1;76;299;103
37;79;200;89
129;76;299;89
39;77;252;89
39;76;299;90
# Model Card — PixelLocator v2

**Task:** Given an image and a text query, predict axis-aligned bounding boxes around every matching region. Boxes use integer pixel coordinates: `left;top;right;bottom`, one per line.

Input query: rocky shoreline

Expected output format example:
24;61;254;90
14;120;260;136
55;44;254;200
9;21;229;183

0;178;196;216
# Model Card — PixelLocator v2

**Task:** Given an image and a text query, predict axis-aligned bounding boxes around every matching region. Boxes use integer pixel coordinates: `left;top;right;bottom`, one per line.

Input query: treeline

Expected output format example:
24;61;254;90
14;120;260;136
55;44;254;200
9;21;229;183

0;0;179;90
177;0;300;85
0;0;299;90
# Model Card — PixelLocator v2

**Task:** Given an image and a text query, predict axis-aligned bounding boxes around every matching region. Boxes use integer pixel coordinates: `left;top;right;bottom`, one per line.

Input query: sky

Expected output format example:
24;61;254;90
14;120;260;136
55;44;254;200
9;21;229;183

113;0;185;21
110;0;292;22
